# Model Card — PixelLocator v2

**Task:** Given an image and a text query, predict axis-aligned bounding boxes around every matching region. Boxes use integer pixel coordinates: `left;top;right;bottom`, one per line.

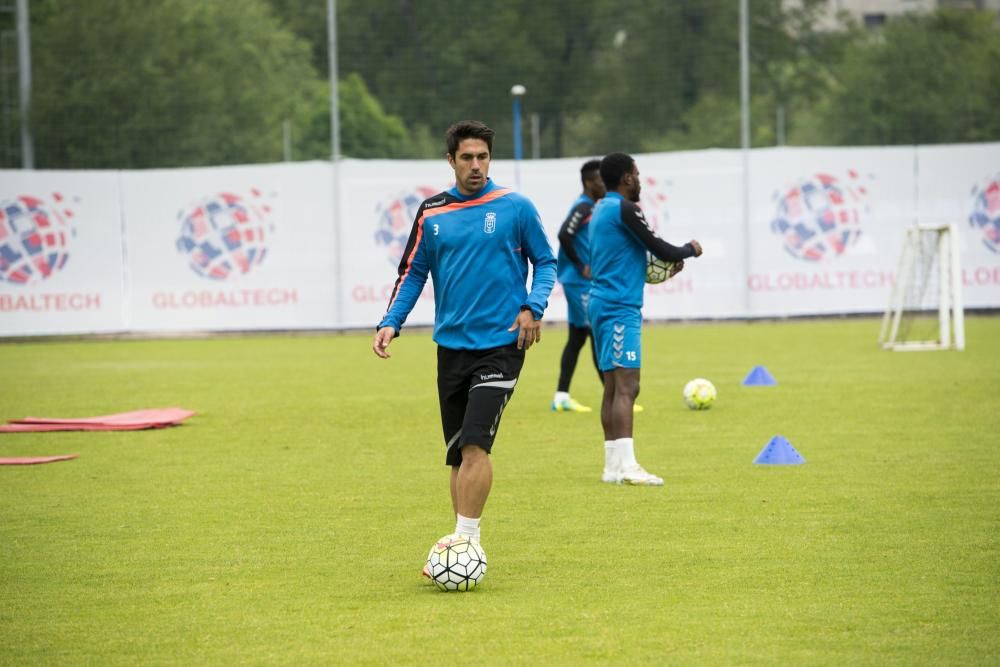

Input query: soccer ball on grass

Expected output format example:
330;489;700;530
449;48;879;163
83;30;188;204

646;253;680;284
683;378;717;410
425;534;487;591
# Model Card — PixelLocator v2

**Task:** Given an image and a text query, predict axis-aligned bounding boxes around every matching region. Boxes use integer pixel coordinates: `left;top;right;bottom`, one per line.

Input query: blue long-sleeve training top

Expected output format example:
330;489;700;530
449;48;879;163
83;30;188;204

589;192;697;308
556;193;595;288
378;178;557;350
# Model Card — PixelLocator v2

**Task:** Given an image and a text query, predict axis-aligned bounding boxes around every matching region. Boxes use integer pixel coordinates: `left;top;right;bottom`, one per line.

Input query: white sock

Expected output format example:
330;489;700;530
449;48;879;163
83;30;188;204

554;391;570;403
455;513;480;540
616;437;638;469
604;440;619;471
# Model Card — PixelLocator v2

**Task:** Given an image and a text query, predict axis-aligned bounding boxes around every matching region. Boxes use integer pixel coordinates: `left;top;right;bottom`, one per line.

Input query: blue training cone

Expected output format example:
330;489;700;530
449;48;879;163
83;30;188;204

753;435;805;465
742;365;777;386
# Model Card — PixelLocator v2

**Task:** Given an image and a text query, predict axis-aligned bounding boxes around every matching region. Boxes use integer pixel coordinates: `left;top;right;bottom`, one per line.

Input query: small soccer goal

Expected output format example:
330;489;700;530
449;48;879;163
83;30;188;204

879;223;965;351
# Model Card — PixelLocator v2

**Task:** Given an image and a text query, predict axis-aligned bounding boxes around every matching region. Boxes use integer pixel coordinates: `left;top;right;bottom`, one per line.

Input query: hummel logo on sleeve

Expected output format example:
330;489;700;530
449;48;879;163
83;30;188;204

634;207;652;231
567;211;583;233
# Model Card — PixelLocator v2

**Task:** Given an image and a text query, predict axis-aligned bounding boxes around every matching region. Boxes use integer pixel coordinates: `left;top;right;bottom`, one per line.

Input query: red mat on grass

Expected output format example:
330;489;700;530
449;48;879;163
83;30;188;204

0;454;79;465
0;422;180;432
0;408;195;433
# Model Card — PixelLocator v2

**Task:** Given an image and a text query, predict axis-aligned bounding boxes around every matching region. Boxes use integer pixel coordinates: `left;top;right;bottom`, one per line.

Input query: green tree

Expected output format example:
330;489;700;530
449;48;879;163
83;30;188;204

609;0;850;152
26;0;996;169
266;0;330;76
292;73;437;159
30;0;318;168
273;0;849;157
822;10;1000;145
305;0;612;158
569;1;739;154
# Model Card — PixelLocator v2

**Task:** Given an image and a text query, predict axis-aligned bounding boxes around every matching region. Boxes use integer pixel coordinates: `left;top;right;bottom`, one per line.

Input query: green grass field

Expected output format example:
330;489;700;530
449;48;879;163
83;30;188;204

2;317;998;665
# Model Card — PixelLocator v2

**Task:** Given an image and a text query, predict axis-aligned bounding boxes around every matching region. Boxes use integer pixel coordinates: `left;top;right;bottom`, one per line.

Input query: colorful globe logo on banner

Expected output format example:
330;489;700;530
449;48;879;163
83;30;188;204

770;171;868;262
0;193;76;285
176;190;274;281
374;186;440;266
969;174;1000;254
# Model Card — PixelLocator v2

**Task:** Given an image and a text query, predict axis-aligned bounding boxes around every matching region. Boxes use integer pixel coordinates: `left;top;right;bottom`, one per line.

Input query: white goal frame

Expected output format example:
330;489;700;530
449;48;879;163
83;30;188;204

879;223;965;351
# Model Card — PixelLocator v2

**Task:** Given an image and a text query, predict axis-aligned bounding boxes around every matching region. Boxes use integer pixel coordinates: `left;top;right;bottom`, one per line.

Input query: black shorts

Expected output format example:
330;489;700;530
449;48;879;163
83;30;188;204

437;343;525;466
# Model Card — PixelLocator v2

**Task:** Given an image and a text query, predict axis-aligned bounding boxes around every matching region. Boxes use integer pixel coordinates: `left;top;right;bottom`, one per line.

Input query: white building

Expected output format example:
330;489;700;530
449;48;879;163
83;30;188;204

800;0;1000;29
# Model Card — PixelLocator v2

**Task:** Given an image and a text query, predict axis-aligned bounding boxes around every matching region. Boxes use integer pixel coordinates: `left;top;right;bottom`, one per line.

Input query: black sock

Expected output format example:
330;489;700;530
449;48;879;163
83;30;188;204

557;325;591;393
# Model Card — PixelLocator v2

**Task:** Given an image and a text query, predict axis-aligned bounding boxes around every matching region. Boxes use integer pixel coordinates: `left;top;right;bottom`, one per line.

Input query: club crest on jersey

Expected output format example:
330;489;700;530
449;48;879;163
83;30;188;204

484;211;496;234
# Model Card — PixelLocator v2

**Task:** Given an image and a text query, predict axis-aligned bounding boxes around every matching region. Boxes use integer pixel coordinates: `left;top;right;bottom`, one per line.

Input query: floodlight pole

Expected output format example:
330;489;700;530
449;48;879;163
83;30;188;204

739;0;751;315
327;0;340;162
511;84;525;190
16;0;33;169
327;0;343;324
530;112;540;160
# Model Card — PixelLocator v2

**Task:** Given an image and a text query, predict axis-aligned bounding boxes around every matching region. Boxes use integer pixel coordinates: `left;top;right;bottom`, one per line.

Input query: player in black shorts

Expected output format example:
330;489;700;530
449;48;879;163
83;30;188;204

372;120;556;557
437;345;524;466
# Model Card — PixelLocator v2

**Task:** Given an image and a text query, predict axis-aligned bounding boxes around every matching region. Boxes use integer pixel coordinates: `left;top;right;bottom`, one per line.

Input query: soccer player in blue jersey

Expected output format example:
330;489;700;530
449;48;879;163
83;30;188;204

372;120;556;559
550;160;604;413
589;152;702;485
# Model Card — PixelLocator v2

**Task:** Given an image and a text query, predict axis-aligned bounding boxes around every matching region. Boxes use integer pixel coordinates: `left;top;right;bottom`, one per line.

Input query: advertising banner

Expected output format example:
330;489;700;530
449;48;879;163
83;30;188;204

2;142;997;337
0;170;126;335
747;146;917;317
121;162;336;332
916;143;1000;309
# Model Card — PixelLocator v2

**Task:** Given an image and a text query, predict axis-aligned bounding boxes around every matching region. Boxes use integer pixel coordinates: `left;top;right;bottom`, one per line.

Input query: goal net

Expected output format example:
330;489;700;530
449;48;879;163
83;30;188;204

879;223;965;351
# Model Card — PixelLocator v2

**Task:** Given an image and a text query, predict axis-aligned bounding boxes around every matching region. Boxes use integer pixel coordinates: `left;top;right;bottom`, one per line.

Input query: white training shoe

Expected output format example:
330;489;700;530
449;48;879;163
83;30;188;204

601;468;622;484
619;465;664;486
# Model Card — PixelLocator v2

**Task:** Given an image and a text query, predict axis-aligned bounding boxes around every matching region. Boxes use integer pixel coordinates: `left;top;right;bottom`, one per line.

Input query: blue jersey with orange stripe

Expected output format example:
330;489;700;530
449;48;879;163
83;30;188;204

378;179;556;350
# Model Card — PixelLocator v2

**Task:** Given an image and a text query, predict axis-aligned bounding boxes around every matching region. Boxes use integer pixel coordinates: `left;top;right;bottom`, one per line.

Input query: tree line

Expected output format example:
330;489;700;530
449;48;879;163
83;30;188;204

3;0;998;169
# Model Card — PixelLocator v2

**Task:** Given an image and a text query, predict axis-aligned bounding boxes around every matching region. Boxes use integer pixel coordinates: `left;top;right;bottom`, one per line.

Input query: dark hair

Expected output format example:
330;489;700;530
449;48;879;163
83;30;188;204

580;159;601;185
599;152;635;190
445;120;495;157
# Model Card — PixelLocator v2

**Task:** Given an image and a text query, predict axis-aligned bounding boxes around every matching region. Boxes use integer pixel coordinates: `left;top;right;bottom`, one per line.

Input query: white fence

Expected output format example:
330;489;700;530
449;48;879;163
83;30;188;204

1;143;998;336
